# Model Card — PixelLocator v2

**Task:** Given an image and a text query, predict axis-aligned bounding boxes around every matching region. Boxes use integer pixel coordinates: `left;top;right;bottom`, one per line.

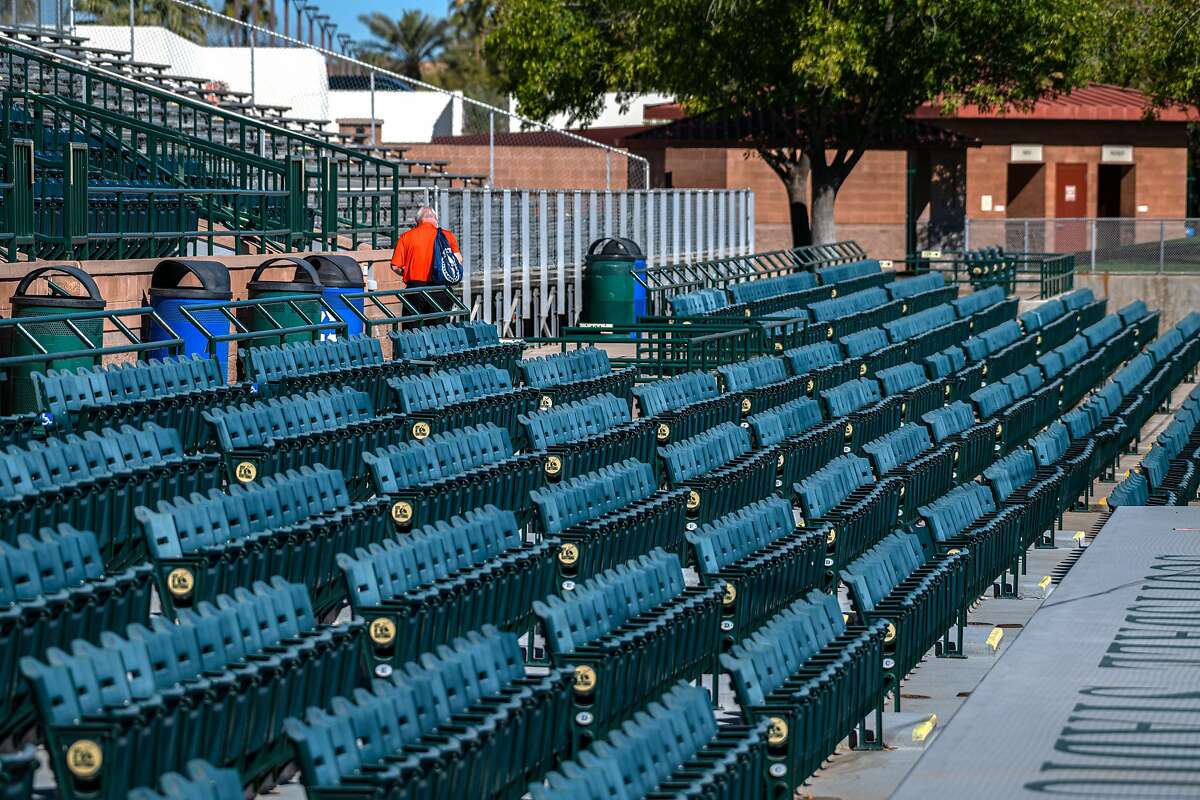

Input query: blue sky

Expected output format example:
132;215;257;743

325;1;449;43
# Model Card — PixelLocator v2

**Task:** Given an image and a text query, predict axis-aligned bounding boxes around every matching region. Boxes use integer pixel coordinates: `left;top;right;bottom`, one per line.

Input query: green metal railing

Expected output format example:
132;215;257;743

180;294;349;359
635;241;869;316
0;35;403;259
897;250;1075;300
529;323;770;379
340;286;471;334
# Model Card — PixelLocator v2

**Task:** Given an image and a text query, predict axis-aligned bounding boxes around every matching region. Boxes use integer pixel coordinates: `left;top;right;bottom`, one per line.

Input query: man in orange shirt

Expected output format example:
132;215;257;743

390;206;462;325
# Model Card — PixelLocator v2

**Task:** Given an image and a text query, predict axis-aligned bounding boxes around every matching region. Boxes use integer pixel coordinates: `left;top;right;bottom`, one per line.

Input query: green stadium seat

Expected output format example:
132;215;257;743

533;549;724;744
204;386;404;498
840;531;968;709
364;423;545;530
241;335;412;408
0;422;222;569
819;378;904;450
982;447;1065;552
794;454;903;579
529;682;770;800
746;396;843;493
632;371;741;446
916;482;1023;601
517;347;637;408
721;591;888;795
875;362;948;422
126;761;243;800
388;363;540;446
519;393;656;482
0;747;37;800
21;578;362;799
388;320;525;375
718;355;810;417
137;465;392;618
33;356;252;451
687;496;823;644
782;341;862;397
338;505;557;670
862;424;957;522
285;626;572;800
0;525;153;744
658;422;779;524
839;327;911;377
530;459;689;583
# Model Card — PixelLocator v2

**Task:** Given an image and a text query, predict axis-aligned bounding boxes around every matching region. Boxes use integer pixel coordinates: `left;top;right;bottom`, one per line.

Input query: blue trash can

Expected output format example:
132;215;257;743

306;254;365;338
147;259;232;372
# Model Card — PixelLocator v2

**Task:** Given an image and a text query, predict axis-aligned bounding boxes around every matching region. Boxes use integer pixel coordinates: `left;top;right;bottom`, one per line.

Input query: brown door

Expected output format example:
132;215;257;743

1054;163;1088;251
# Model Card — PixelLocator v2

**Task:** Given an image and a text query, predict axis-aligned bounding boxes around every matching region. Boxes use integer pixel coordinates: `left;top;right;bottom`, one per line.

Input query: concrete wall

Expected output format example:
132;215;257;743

1075;273;1200;330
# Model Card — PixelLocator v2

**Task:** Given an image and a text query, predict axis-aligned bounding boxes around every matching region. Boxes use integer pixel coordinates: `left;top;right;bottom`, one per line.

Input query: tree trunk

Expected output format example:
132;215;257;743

784;163;812;247
811;179;838;244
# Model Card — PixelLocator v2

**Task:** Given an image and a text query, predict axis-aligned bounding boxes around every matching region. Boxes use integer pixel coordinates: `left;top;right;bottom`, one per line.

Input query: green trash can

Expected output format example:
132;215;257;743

7;264;106;414
583;237;645;326
244;256;324;347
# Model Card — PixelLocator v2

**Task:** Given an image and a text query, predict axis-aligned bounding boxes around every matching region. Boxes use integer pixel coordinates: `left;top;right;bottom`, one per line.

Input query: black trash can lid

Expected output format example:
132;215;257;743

149;258;232;300
247;256;324;294
305;254;364;289
11;264;105;310
587;236;644;259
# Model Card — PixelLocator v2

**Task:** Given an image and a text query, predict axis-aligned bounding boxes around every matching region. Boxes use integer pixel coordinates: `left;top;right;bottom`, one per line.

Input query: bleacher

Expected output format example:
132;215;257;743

1;239;1197;800
0;24;487;261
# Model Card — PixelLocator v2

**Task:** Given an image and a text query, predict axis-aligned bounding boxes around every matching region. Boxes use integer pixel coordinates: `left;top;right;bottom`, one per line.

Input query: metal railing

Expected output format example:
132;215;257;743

897;249;1075;300
432;187;755;337
963;217;1200;273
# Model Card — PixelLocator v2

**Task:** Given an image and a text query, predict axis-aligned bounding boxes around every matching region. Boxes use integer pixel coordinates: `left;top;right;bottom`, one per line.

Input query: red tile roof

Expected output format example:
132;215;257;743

914;84;1196;122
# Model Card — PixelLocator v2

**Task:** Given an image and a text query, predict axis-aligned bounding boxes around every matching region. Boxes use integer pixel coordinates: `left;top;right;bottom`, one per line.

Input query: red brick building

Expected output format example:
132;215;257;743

403;85;1194;257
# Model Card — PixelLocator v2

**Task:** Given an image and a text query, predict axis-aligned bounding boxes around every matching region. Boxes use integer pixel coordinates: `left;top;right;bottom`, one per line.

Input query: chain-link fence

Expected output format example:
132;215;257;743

964;218;1200;273
55;0;650;192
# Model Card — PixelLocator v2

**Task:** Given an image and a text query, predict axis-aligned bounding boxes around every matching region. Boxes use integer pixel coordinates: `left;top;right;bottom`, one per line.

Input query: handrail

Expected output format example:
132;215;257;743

338;287;471;333
0;306;184;368
179;293;348;357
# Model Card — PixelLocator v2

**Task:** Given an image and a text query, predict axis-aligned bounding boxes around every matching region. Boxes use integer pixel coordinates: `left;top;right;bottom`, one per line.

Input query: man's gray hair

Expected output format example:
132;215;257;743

416;206;438;223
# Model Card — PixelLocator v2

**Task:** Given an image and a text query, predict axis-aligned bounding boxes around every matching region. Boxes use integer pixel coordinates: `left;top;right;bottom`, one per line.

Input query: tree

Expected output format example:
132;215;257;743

357;10;447;81
76;0;211;41
489;0;1101;245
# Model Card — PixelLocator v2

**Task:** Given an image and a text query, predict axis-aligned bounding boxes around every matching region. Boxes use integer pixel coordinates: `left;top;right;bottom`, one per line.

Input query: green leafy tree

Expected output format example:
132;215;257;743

489;0;1102;244
76;0;211;41
357;10;447;80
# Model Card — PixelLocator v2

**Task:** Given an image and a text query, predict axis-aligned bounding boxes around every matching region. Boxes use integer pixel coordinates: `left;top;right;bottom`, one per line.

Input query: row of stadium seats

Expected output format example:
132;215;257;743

7;262;1191;800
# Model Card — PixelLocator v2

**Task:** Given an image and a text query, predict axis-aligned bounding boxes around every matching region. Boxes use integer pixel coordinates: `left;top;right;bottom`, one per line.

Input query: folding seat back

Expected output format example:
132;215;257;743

1107;471;1150;507
531;459;656;534
519;393;630;449
820;378;881;419
875;363;927;396
780;342;840;377
718;356;788;392
981;320;1022;353
686;496;795;573
390;371;468;412
969;382;1013;420
1082;315;1123;349
862;424;932;476
632;371;718;417
747;396;822;447
364;424;514;493
795;454;874;519
919;482;995;541
983;447;1037;501
808;287;889;322
1029;422;1070;468
1061;288;1095;312
658;423;752;483
921;401;976;443
1149;329;1185;364
816;259;881;286
1118;300;1149;326
840;327;889;359
952;286;1005;318
885;272;944;300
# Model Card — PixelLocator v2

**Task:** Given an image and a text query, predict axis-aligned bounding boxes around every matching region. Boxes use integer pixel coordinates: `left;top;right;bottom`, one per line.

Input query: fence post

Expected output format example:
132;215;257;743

482;188;493;323
63;143;88;258
1159;220;1166;273
1090;219;1097;272
461;188;472;314
369;72;376;146
488;112;495;187
605;152;611;191
573;191;583;323
128;0;134;61
747;191;755;255
249;27;256;107
502;189;512;329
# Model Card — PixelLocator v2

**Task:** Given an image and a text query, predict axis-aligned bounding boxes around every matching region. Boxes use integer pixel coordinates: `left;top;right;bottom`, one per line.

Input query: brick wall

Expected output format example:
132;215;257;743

401;144;630;190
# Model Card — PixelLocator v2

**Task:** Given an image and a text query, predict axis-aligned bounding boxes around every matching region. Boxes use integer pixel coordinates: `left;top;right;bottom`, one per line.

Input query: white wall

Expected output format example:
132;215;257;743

511;92;675;129
327;90;463;143
77;25;331;123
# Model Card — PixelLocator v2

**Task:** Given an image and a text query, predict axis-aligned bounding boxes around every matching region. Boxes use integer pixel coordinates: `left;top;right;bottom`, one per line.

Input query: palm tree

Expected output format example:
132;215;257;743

219;1;276;45
75;0;211;42
356;10;446;80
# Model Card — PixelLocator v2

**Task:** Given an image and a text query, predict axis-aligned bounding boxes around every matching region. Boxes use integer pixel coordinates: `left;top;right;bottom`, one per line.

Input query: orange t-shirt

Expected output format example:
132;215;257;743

390;221;460;283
